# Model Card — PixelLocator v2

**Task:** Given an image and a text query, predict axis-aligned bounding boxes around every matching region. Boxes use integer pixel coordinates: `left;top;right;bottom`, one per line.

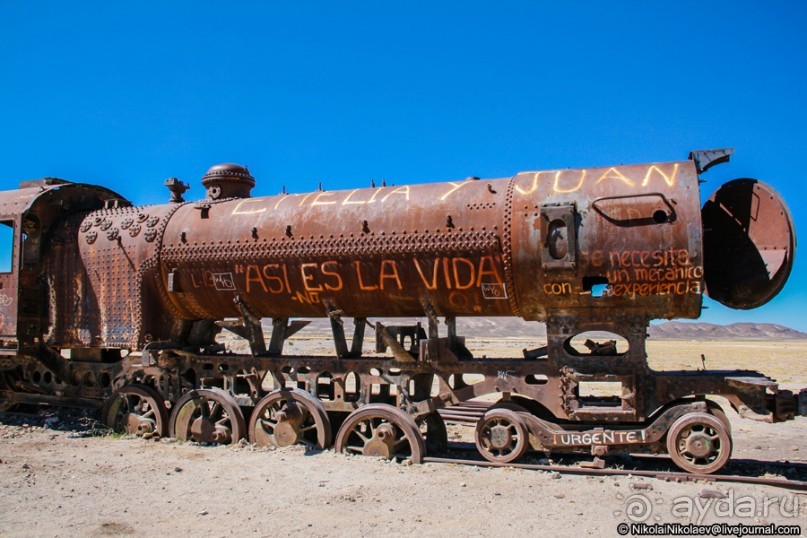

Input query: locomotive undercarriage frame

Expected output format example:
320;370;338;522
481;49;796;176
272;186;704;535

0;314;800;471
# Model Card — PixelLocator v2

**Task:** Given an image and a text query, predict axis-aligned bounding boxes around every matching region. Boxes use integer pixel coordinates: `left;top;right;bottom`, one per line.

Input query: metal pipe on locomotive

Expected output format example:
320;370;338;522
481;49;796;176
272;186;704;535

0;148;801;473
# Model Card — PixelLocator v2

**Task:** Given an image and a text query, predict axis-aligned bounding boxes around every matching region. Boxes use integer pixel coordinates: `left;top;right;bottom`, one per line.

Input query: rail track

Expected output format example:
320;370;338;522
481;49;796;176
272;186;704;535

425;453;807;492
434;402;807;491
2;404;805;491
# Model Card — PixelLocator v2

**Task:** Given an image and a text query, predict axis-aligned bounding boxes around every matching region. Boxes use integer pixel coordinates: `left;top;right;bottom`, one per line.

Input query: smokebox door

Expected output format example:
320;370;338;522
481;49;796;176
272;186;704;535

702;178;795;309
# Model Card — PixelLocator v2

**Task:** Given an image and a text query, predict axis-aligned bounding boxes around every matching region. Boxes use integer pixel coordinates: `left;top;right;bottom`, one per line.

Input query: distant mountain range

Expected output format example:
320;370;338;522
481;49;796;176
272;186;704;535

284;318;807;340
647;321;807;340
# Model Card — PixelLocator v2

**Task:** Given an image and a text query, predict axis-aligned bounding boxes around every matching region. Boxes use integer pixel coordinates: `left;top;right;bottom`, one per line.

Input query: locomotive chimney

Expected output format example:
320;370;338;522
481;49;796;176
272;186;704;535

201;163;255;200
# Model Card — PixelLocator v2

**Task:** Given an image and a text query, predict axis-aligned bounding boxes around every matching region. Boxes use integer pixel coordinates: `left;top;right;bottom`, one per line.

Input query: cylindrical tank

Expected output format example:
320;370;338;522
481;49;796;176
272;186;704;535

158;159;722;322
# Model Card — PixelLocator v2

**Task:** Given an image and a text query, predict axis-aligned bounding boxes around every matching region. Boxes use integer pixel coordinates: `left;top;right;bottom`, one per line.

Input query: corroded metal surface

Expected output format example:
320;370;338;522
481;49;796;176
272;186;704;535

334;403;426;463
702;178;796;309
0;150;801;476
155;160;709;327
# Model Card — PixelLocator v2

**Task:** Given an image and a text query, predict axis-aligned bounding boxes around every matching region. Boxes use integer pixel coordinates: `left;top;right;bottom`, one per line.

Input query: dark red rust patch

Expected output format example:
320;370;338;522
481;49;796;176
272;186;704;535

702;178;795;309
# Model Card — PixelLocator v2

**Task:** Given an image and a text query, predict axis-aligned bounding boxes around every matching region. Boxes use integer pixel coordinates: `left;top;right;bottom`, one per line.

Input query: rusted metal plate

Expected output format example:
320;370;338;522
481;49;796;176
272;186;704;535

70;203;180;347
510;160;703;321
0;218;18;338
0;186;56;339
702;179;795;309
157;160;705;325
0;182;127;342
160;177;514;320
8;182;131;347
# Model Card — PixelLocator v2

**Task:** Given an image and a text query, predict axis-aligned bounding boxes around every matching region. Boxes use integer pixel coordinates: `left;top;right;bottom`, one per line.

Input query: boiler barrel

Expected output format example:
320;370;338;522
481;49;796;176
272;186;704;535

158;159;706;322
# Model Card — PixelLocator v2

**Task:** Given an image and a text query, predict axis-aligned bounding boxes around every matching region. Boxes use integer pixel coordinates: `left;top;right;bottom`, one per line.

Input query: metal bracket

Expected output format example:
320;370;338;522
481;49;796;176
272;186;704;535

233;295;266;356
421;298;440;339
372;321;415;363
325;303;349;358
541;204;577;270
688;148;734;174
266;318;311;356
350;318;367;357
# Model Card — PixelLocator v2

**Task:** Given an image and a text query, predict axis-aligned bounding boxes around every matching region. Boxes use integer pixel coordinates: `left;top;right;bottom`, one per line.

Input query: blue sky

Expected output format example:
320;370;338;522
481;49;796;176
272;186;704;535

1;1;805;329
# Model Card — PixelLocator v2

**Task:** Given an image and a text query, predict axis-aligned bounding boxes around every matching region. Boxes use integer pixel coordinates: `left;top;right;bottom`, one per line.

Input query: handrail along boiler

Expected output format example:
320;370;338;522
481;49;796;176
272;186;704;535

0;148;802;473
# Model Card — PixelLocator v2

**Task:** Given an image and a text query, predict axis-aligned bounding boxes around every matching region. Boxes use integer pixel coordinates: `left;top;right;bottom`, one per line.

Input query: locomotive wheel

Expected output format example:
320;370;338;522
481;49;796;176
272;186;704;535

705;400;732;436
666;412;732;474
248;388;332;450
475;408;529;464
169;388;246;445
419;412;448;454
103;384;168;438
334;404;426;463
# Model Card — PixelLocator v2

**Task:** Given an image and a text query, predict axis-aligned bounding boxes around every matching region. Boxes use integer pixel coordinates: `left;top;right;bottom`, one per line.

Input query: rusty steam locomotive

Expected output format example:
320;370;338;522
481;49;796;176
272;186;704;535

0;148;802;473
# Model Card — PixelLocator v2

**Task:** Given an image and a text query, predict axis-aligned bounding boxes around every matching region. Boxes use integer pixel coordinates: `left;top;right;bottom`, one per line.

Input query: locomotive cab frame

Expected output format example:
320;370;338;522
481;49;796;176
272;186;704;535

0;214;19;345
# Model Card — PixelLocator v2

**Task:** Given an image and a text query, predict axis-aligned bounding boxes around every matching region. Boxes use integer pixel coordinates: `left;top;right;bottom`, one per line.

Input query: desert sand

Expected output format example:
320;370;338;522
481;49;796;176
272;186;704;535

1;338;806;537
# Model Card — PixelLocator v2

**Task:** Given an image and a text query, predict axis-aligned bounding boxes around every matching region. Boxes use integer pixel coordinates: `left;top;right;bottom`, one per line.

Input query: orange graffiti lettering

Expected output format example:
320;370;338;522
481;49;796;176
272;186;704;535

262;264;286;294
413;258;440;290
379;260;403;290
245;264;268;293
301;263;324;291
321;261;344;291
452;258;476;290
476;255;503;286
354;261;378;291
544;282;572;295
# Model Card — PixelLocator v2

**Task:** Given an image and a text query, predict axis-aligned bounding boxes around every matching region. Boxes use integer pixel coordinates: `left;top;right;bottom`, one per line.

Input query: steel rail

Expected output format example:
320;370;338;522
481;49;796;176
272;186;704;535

423;456;807;492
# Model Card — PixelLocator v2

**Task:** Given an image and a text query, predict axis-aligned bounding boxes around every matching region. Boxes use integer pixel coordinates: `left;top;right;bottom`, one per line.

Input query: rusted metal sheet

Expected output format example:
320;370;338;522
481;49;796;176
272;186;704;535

69;203;181;347
0;217;19;339
157;161;705;324
0;154;800;477
0;186;53;339
0;181;127;344
509;160;703;320
702;179;795;309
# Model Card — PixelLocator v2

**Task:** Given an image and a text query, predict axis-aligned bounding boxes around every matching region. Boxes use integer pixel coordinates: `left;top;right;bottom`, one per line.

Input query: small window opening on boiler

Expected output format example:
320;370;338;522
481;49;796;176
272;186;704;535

582;276;609;298
0;221;13;273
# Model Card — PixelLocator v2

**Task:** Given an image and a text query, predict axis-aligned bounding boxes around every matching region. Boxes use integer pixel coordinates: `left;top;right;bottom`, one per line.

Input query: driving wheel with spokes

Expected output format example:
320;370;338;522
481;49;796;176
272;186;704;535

475;408;529;463
666;412;732;474
248;388;332;450
334;404;425;463
103;384;168;437
169;388;246;445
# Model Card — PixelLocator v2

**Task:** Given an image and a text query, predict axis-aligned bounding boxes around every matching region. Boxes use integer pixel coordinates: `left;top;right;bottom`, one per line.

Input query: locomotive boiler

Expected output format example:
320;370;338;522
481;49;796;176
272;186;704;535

0;148;802;474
